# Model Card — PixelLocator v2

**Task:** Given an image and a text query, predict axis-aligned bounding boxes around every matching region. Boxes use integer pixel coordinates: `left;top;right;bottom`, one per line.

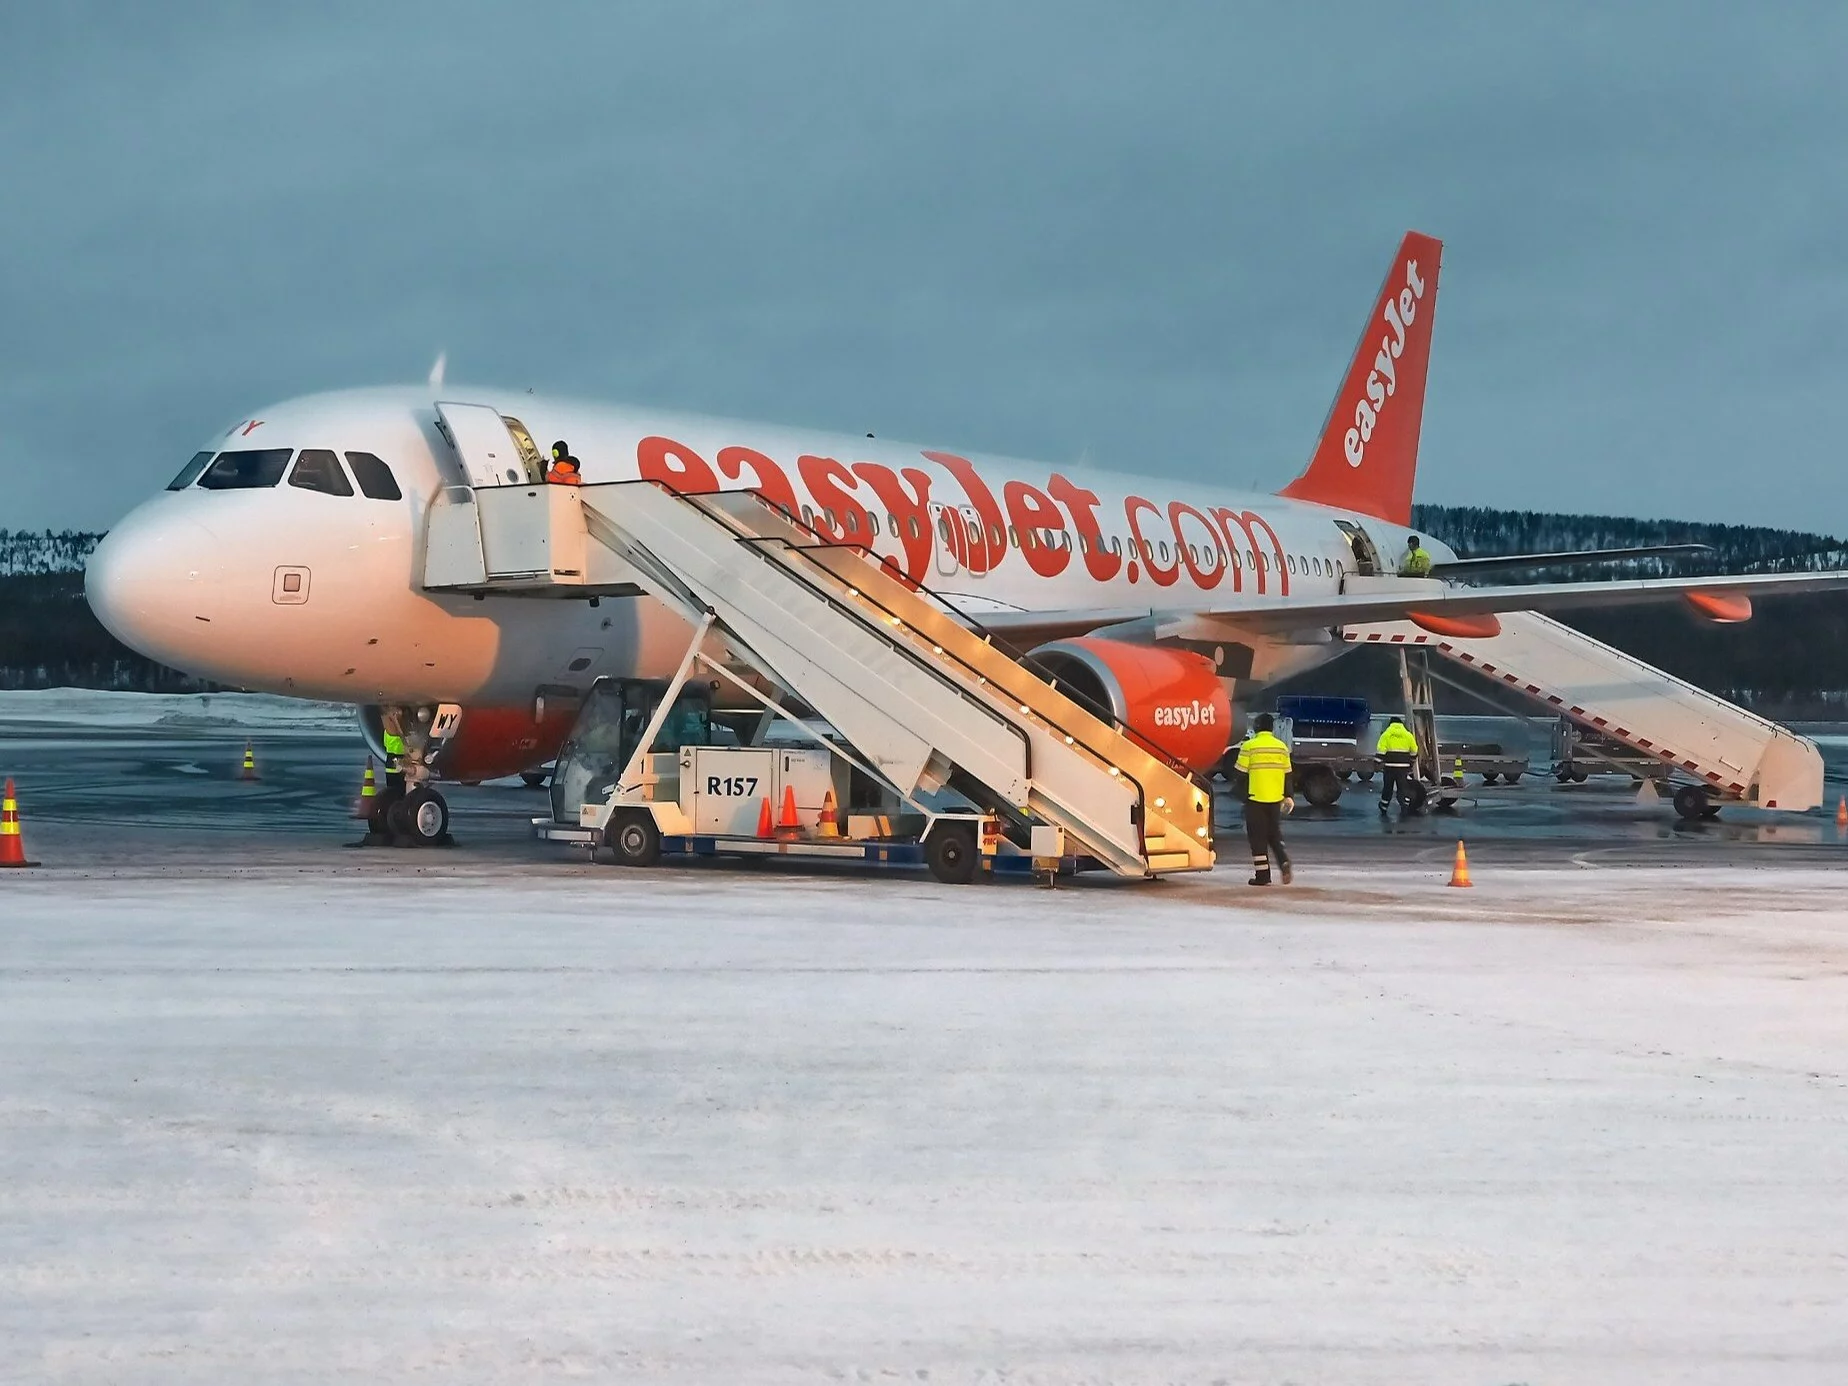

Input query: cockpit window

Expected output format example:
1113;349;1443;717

345;451;402;501
197;448;293;490
289;449;354;497
166;451;214;491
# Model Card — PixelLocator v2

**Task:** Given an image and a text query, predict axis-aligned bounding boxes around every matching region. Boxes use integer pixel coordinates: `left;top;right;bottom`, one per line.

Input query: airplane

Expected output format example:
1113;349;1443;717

85;231;1848;843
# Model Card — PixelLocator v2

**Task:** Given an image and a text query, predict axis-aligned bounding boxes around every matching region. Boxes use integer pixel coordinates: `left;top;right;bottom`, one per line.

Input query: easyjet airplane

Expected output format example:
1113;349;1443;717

85;232;1848;840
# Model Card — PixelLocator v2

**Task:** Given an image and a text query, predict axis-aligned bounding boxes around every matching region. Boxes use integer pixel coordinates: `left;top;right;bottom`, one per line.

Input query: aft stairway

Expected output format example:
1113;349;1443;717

423;480;1215;877
1344;610;1824;811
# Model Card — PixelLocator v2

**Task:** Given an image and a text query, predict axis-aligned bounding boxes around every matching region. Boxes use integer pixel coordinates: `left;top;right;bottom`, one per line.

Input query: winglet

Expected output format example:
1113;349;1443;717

428;351;447;389
1279;231;1442;526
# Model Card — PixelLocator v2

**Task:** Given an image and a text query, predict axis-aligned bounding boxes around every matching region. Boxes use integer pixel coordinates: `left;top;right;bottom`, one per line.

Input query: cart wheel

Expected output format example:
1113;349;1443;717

1301;766;1343;807
925;823;978;885
520;769;549;789
1481;771;1499;785
1357;769;1374;784
1505;772;1522;785
1568;766;1589;783
1399;779;1428;814
606;811;661;867
1672;785;1711;822
1337;770;1353;782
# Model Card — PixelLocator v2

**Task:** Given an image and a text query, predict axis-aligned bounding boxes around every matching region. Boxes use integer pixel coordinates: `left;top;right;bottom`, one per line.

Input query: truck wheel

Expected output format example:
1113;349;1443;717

1672;785;1711;821
1568;766;1589;784
1301;766;1343;807
520;769;549;789
607;811;661;868
926;823;978;884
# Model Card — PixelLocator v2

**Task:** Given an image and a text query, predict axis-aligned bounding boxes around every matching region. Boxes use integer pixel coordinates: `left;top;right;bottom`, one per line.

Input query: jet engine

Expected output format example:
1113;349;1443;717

1026;637;1232;772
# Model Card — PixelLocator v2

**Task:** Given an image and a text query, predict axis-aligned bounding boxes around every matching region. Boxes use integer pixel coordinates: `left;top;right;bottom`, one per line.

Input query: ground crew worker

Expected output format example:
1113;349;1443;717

1398;534;1433;577
381;707;407;794
546;440;582;485
1375;714;1419;813
1234;713;1293;885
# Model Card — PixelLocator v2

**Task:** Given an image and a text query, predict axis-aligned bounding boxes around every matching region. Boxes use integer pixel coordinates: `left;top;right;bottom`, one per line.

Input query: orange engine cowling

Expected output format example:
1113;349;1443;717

1026;637;1232;772
359;703;576;783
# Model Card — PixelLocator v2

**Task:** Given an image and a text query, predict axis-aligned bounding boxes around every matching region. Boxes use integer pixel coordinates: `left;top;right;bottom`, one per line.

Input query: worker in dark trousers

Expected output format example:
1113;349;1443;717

1375;714;1419;813
1235;713;1293;885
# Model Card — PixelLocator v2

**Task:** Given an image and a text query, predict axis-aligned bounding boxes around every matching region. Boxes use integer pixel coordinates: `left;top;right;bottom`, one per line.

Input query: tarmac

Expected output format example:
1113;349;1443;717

6;705;1848;1381
5;713;1848;875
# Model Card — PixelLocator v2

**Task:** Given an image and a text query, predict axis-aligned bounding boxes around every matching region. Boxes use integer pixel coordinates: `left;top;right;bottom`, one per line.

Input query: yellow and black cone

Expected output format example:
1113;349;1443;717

239;742;260;782
353;757;378;818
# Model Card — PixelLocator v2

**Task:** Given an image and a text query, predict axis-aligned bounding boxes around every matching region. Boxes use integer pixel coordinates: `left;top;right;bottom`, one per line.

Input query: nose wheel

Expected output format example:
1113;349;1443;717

387;787;452;847
362;785;452;848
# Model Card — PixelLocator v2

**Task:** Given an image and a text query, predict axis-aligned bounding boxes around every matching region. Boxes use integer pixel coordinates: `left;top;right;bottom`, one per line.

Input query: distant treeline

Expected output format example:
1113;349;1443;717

0;531;209;691
5;515;1848;714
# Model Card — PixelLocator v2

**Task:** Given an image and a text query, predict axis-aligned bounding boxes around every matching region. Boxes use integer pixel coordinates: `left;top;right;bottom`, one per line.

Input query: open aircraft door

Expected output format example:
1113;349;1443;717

436;402;531;488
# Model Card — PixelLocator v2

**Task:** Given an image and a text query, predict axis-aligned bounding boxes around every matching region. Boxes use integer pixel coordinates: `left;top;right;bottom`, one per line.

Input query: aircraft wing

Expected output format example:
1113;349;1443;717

961;569;1848;643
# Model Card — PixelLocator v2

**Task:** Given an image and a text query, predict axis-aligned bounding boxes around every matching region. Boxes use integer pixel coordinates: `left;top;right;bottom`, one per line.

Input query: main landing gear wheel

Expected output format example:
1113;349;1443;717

387;787;450;846
607;810;661;868
926;823;978;885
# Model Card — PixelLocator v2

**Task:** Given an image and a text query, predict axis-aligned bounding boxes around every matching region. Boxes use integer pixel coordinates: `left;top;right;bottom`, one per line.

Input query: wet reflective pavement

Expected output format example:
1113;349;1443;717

4;717;1848;873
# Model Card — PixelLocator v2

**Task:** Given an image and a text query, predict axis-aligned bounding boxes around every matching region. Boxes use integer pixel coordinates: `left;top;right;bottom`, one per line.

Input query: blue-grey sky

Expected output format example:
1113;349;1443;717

3;2;1845;534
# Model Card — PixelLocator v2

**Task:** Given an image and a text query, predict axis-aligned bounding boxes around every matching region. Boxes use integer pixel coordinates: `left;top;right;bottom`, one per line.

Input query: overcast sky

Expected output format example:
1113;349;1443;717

3;2;1844;535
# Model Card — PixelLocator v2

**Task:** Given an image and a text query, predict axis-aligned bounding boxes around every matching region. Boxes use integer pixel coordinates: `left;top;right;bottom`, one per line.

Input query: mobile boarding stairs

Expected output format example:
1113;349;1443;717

420;478;1216;878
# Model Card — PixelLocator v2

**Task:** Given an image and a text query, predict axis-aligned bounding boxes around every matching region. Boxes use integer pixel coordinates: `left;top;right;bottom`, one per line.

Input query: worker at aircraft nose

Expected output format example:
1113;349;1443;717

546;440;582;485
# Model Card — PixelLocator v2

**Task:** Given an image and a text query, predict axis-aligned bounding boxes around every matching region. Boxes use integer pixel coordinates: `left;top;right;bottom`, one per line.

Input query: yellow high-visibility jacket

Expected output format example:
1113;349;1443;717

1235;730;1292;803
1398;546;1433;577
1376;721;1419;764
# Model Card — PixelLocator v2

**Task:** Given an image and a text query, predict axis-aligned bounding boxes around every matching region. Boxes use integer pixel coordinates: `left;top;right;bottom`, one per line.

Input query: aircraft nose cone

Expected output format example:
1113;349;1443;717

86;506;224;668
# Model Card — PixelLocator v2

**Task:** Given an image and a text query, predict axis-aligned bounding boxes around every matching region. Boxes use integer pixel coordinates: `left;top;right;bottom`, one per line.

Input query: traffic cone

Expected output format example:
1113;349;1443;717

1;778;39;868
352;756;378;819
1836;796;1846;828
238;742;260;781
775;784;802;841
816;788;841;839
1448;839;1473;888
755;796;774;839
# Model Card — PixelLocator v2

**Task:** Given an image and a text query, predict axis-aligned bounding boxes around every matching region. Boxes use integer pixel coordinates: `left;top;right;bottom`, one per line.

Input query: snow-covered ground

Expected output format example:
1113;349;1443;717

3;866;1847;1383
0;688;355;732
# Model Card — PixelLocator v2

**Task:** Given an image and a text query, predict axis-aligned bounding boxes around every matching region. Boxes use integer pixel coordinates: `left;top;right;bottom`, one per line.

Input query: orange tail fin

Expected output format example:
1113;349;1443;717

1278;230;1443;526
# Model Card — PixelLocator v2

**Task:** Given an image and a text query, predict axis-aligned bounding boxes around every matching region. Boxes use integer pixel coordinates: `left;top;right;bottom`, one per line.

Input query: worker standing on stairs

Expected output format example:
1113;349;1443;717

1398;534;1433;577
1376;715;1419;813
546;440;582;485
1235;713;1293;885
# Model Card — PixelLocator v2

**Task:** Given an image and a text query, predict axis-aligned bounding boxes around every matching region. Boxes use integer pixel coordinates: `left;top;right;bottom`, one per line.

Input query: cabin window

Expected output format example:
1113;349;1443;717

1008;526;1020;548
886;512;899;535
344;452;402;501
938;513;956;544
198;448;292;490
289;449;354;497
1287;554;1298;575
908;515;921;539
166;451;213;491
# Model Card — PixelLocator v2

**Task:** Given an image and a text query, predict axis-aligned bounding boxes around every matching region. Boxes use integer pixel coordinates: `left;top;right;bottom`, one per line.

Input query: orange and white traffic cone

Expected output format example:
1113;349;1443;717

755;796;774;839
816;788;841;839
1836;796;1846;829
1448;839;1473;888
775;784;802;841
352;757;378;818
1;778;39;868
238;742;260;781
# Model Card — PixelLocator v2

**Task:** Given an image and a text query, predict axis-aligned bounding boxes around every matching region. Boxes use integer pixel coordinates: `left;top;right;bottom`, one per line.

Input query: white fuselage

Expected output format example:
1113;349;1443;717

87;386;1444;715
